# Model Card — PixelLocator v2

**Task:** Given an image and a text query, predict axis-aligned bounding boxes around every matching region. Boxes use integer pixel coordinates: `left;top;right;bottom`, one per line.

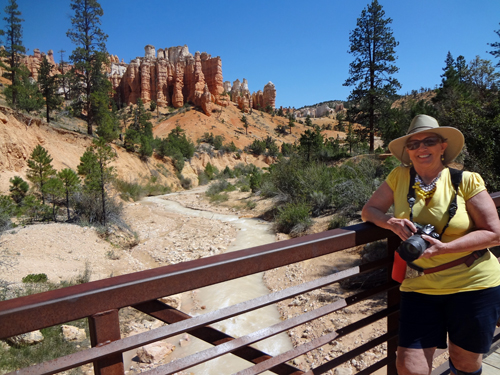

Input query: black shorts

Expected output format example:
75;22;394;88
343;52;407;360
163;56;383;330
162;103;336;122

399;285;500;353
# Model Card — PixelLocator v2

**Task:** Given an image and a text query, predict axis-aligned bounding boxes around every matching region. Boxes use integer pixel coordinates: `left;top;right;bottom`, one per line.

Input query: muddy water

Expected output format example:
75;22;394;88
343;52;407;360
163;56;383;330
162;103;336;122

143;195;293;374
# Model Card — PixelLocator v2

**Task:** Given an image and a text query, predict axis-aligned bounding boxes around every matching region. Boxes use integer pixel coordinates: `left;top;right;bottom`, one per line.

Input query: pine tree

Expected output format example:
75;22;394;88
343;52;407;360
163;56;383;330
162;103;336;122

4;65;44;113
67;0;108;135
9;176;29;205
26;145;56;205
488;23;500;68
3;0;25;108
38;56;62;123
57;168;80;221
288;114;295;134
44;177;64;221
343;0;400;152
241;115;248;134
77;137;115;225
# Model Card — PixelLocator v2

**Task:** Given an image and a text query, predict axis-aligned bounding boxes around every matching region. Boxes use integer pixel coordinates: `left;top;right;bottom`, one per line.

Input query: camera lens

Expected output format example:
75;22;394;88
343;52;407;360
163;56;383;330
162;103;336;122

398;235;427;262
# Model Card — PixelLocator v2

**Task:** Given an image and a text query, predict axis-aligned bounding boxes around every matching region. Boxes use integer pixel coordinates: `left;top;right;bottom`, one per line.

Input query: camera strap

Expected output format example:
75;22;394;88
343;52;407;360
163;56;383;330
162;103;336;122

406;167;463;272
407;167;462;237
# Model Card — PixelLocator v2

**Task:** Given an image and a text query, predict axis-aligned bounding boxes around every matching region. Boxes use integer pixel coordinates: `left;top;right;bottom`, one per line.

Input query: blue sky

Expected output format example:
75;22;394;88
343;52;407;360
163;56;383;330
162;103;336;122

5;0;500;108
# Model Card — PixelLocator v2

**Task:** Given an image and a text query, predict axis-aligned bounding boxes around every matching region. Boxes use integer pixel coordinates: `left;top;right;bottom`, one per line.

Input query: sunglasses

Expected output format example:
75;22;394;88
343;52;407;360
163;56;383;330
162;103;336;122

406;137;442;151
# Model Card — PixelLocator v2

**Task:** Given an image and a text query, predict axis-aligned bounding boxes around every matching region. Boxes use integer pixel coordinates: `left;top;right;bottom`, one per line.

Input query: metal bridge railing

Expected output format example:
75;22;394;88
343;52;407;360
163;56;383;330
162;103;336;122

1;191;499;375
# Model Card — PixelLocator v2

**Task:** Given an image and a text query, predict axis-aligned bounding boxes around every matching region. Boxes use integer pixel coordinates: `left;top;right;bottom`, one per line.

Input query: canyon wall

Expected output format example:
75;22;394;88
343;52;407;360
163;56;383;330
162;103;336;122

110;45;225;117
110;45;276;116
17;45;277;117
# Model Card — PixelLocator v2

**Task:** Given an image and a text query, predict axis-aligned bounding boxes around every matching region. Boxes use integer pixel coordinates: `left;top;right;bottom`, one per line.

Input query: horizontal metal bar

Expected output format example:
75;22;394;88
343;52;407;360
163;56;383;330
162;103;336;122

1;223;395;339
235;305;399;375
139;300;349;375
136;301;304;375
305;331;398;374
6;261;392;375
355;353;398;375
140;282;396;375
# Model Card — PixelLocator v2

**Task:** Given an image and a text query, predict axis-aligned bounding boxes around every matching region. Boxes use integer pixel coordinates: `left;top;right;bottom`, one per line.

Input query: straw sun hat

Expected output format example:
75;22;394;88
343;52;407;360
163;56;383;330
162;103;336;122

388;114;464;166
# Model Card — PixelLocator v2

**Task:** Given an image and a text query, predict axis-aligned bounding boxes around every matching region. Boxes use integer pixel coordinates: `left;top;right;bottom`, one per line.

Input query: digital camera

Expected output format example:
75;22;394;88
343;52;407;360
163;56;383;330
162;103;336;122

397;223;440;262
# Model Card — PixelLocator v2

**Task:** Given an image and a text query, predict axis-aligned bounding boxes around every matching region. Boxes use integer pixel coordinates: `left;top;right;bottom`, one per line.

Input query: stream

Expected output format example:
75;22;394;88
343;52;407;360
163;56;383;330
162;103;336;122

139;193;294;374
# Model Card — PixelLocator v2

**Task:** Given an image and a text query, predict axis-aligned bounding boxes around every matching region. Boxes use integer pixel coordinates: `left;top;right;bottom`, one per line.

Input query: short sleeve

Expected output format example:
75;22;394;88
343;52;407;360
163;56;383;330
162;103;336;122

385;166;404;192
461;171;486;201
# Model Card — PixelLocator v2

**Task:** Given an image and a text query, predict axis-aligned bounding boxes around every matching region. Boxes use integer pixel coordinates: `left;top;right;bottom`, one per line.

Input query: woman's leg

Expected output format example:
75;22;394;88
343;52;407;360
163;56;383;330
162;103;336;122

396;346;436;375
449;341;482;374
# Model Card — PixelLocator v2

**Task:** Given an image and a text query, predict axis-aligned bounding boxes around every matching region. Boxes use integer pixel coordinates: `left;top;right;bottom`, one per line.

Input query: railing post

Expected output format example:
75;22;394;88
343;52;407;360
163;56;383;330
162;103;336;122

387;236;401;375
88;309;124;375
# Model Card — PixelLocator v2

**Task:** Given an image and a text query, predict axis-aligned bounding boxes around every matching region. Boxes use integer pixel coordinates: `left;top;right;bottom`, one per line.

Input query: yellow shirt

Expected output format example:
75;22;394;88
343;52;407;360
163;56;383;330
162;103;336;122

386;166;500;294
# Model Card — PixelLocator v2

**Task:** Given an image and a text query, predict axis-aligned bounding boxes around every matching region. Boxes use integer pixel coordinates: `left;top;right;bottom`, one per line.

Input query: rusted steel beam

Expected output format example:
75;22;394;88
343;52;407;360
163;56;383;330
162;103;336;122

302;331;398;375
88;309;124;375
235;305;399;375
138;283;396;375
0;224;395;339
4;261;392;375
353;353;397;375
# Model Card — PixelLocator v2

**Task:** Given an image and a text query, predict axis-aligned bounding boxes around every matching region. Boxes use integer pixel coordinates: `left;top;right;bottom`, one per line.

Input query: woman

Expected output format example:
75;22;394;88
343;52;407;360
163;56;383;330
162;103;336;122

361;114;500;375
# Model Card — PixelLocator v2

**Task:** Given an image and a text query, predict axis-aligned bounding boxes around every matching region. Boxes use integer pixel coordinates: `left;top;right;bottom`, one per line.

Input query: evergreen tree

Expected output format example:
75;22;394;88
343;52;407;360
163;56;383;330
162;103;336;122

57;168;80;221
77;137;116;225
3;0;25;108
4;65;44;113
44;177;64;221
67;0;108;135
343;0;400;152
9;176;28;205
124;98;153;153
93;90;120;142
288;114;295;134
241;115;249;134
26;145;56;205
299;128;324;162
433;52;468;110
488;23;500;67
38;56;62;122
305;115;313;127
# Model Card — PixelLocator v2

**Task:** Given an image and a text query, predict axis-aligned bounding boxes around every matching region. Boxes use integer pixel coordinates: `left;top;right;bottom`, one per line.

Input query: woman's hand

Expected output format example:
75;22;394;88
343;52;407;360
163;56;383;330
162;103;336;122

387;217;416;241
419;235;447;258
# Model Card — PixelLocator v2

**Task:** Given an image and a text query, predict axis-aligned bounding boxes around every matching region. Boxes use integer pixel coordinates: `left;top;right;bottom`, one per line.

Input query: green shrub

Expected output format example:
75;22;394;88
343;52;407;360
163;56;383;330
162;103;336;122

204;163;218;180
198;172;210;186
245;201;257;209
209;193;229;203
179;175;193;190
206;179;235;196
274;202;312;235
328;215;349;230
22;273;48;283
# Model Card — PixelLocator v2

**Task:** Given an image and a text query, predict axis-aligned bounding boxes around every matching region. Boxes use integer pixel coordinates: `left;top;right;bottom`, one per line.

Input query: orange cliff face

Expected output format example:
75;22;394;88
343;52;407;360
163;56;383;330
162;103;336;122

109;45;277;116
15;44;277;118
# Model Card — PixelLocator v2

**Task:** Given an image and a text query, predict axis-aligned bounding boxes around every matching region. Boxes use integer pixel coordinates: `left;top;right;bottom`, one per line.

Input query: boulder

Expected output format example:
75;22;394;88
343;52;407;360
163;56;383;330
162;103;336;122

62;325;87;342
136;342;175;363
6;330;44;346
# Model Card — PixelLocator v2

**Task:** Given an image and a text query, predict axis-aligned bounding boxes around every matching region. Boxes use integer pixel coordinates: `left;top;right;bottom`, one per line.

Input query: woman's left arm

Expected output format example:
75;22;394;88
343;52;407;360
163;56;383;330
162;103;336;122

421;190;500;258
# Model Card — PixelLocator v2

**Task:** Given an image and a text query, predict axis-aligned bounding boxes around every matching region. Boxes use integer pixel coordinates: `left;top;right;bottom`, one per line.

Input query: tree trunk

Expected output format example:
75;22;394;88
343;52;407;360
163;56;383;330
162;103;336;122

66;190;70;221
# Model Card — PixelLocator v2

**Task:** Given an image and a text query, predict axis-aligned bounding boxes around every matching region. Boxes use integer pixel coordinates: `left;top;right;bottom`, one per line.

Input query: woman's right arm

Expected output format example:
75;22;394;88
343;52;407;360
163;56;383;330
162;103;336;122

361;182;416;241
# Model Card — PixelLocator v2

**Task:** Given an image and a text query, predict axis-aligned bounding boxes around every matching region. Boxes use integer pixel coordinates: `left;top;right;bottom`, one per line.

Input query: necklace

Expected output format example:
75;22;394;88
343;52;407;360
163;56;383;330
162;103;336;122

413;173;441;199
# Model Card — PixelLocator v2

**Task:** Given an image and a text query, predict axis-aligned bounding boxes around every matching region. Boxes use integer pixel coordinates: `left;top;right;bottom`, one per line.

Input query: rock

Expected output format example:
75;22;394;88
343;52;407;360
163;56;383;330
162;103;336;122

263;81;276;109
136;342;175;363
334;368;353;375
62;325;87;342
115;45;226;110
6;330;44;346
159;294;182;309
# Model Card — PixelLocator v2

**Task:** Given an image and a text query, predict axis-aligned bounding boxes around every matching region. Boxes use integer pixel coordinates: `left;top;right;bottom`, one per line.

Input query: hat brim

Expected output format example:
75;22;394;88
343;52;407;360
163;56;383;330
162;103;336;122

388;127;464;165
